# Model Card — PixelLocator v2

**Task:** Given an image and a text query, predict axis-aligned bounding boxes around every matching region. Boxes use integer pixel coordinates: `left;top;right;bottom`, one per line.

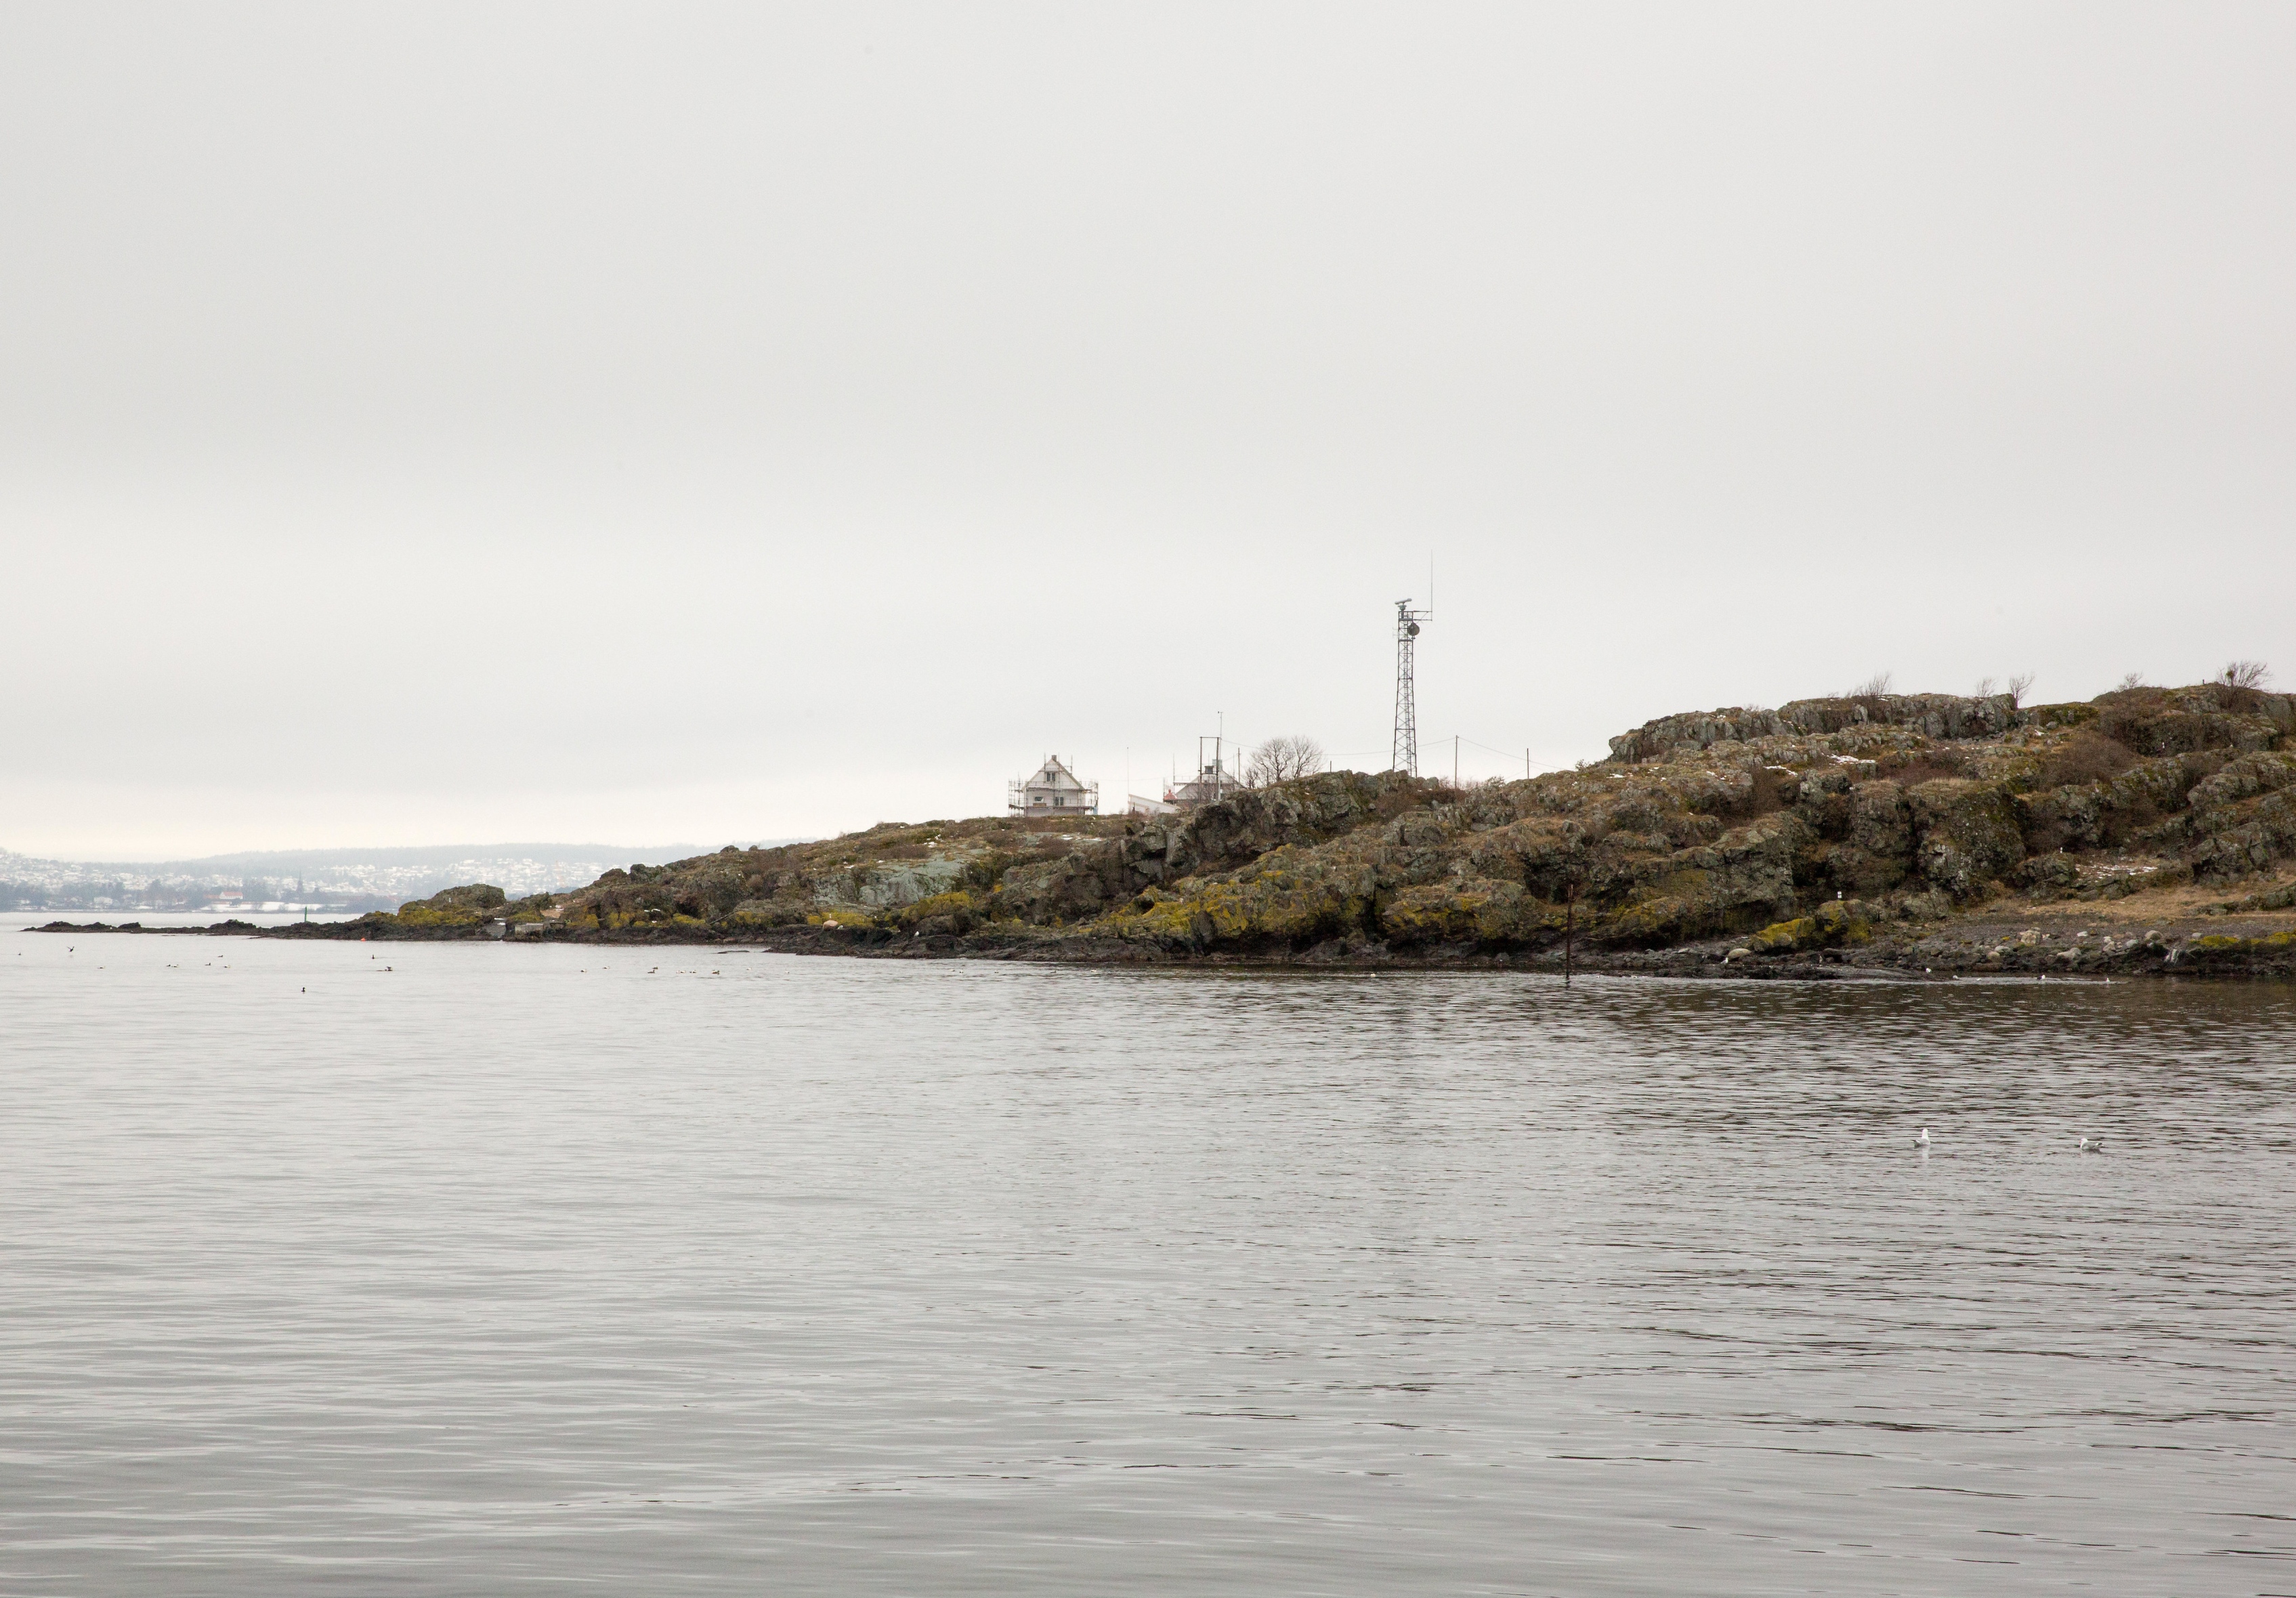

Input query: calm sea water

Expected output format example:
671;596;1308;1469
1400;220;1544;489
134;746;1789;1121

3;921;2293;1596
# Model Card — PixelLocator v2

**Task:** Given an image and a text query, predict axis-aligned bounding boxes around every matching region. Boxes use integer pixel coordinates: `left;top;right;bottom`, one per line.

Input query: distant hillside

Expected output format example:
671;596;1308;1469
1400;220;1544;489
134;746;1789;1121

1;841;804;908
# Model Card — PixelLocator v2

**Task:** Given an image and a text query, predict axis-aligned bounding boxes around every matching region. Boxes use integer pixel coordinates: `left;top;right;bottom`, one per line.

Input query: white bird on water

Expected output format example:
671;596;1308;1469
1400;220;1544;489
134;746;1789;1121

1913;1128;1932;1149
2078;1136;2104;1153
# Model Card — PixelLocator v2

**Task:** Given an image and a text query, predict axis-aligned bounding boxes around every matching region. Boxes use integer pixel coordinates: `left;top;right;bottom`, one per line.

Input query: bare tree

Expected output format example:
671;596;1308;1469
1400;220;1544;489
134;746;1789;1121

1973;676;1997;698
2006;672;2035;708
1246;735;1327;787
2225;660;2272;689
1843;670;1893;699
2117;671;2146;691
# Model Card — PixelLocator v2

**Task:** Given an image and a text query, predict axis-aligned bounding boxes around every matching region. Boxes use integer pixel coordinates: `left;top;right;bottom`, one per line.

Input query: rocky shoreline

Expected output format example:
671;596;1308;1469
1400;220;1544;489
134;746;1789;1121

32;677;2296;981
34;891;2296;983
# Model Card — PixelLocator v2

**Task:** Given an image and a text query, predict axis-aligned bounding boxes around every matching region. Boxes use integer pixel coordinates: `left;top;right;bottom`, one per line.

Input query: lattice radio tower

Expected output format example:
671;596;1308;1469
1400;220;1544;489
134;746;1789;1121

1390;597;1429;775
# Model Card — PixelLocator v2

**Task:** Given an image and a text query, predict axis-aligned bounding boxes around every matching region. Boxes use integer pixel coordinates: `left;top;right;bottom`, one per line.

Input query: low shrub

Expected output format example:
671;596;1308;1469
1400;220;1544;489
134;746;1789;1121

1883;756;1965;790
2039;733;2138;790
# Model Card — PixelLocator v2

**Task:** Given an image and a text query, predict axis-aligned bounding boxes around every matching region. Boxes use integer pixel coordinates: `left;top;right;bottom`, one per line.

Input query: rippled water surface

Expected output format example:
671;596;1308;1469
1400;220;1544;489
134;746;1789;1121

3;924;2293;1595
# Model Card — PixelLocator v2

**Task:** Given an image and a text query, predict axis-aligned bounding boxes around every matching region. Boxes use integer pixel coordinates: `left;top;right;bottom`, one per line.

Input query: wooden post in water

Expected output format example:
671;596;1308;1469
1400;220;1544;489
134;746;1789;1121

1564;882;1577;985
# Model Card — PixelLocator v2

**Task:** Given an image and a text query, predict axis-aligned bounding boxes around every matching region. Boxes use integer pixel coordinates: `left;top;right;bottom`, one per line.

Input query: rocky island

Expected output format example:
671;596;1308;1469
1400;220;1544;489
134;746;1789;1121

50;679;2296;978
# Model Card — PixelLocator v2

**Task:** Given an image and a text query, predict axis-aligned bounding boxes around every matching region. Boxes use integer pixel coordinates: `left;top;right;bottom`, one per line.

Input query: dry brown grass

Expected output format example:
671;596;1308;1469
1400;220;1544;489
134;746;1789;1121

2022;866;2296;923
1884;761;1963;790
2039;732;2138;790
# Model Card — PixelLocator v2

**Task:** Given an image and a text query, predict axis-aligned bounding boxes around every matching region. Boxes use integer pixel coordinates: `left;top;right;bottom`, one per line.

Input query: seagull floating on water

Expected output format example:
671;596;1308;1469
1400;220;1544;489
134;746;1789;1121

1913;1128;1932;1148
2077;1136;2104;1153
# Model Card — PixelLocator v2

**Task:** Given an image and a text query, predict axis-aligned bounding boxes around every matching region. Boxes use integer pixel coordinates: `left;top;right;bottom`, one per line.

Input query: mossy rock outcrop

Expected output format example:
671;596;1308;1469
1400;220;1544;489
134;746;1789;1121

891;890;986;935
396;883;509;927
1747;899;1873;954
1607;692;2021;763
1909;780;2024;900
2178;928;2296;975
2186;789;2296;881
1381;878;1546;947
2018;756;2201;854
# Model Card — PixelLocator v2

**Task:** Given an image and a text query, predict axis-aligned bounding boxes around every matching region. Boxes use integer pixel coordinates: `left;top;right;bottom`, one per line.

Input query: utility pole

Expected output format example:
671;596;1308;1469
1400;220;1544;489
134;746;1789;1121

1454;734;1460;790
1391;598;1429;776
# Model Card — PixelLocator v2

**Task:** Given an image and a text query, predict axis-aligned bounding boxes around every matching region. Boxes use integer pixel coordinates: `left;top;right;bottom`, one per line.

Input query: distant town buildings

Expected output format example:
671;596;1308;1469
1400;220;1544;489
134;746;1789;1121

1009;755;1099;816
0;845;633;912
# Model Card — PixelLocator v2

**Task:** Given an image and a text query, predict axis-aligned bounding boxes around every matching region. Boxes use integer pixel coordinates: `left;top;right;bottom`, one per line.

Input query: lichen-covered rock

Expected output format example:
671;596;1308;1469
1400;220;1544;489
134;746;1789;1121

1909;780;2024;899
1088;846;1378;951
2186;789;2296;880
990;851;1136;924
1460;816;1598;893
1550;812;1809;947
1847;781;1914;887
2019;701;2104;732
2186;751;2296;814
396;883;509;926
1776;693;2019;742
806;906;877;929
1607;707;1790;764
1151;771;1399;879
843;856;970;908
1819;845;1902;898
890;890;985;935
1607;693;2017;764
1746;898;1872;954
2178;927;2296;975
2017;852;2081;896
2091;685;2289;758
1382;878;1536;946
2018;756;2198;853
1098;879;1261;950
727;898;805;928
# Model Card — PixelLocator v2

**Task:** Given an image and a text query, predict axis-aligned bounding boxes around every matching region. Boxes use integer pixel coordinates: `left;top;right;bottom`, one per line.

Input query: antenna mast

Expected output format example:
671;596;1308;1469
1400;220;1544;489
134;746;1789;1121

1391;597;1429;775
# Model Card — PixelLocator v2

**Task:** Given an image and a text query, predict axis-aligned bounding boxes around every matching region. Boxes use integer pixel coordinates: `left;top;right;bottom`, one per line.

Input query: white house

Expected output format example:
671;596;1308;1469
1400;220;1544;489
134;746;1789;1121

1008;755;1099;816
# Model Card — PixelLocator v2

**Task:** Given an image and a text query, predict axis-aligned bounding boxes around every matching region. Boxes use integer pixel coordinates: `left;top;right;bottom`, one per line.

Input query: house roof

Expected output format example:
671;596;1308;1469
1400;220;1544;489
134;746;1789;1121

1025;757;1085;789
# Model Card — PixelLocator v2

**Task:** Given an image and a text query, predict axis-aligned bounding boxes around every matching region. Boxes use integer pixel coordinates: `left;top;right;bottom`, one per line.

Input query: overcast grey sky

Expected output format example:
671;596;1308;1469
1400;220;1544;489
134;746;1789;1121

3;3;2291;858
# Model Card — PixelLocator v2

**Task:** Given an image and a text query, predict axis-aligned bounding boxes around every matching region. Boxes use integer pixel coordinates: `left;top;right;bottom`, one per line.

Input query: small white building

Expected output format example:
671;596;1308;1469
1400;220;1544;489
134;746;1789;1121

1165;756;1242;809
1009;755;1099;816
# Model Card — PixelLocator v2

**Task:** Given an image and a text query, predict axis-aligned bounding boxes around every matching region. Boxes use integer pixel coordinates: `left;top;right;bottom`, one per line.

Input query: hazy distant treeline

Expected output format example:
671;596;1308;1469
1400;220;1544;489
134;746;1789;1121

1;878;400;913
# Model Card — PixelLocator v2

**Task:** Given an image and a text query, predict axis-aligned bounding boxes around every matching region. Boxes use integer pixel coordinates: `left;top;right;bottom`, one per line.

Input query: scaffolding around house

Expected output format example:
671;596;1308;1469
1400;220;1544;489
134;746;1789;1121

1008;755;1099;816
